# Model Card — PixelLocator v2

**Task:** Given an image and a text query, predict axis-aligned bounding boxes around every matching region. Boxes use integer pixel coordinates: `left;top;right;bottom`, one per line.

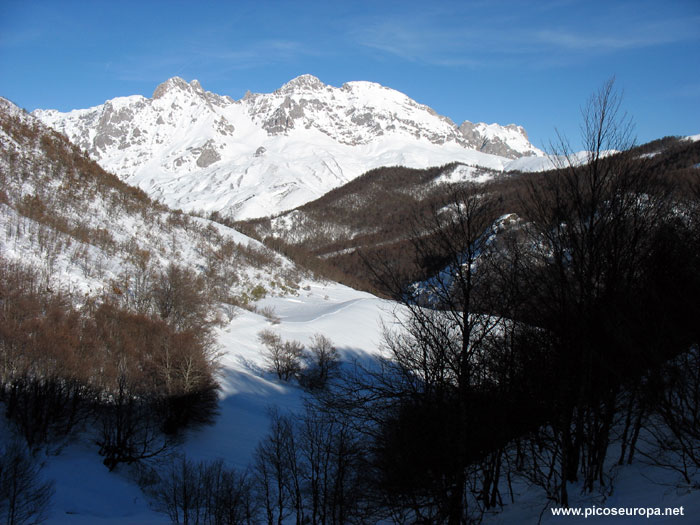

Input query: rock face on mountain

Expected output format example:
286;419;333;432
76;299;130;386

34;75;542;219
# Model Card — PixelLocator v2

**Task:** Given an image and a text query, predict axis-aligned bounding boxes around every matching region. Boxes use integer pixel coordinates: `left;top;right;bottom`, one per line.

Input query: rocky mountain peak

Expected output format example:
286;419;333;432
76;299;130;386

33;76;543;220
507;123;528;139
279;74;326;93
152;76;202;99
458;120;538;158
189;79;205;93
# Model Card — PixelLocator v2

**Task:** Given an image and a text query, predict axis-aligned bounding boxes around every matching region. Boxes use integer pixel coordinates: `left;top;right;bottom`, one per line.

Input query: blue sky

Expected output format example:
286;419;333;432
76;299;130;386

1;0;698;150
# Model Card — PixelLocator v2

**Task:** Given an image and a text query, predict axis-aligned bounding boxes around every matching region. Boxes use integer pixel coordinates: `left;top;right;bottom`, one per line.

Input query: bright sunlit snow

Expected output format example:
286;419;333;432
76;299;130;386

34;76;544;220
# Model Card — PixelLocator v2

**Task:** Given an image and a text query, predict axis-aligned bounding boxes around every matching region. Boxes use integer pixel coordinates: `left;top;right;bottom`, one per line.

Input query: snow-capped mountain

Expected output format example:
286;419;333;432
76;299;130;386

34;75;543;219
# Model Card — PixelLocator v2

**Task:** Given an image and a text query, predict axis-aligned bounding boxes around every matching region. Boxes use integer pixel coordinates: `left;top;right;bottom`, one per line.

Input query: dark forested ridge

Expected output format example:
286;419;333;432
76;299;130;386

234;135;700;296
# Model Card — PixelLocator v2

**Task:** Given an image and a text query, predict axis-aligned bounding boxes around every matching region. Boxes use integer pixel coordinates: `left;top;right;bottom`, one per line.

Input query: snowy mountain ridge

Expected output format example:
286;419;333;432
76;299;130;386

34;75;543;219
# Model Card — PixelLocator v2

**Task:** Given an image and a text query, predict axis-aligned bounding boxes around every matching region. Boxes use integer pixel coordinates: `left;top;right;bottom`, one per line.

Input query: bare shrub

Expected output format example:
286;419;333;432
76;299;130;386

96;374;170;471
148;455;257;525
2;375;94;452
253;407;369;525
152;263;211;333
258;331;303;381
0;259;219;467
259;305;281;325
300;334;340;390
641;347;700;487
0;440;54;525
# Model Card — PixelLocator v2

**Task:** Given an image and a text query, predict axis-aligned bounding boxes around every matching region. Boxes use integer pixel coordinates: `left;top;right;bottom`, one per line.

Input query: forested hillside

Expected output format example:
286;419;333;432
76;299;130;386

236;133;700;298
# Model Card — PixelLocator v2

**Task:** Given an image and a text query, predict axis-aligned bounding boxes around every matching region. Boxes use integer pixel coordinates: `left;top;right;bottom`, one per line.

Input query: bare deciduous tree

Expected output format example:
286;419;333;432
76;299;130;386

300;334;340;390
258;331;303;381
148;455;257;525
0;440;54;525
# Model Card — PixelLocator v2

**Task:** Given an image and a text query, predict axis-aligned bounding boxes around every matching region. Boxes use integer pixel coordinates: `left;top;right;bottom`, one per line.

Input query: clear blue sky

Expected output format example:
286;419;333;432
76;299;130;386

1;0;698;150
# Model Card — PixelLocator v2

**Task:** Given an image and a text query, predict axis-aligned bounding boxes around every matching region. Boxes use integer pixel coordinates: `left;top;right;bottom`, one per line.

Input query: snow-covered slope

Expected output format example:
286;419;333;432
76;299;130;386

0;96;300;312
32;282;700;524
41;281;395;524
1;97;399;523
34;75;543;219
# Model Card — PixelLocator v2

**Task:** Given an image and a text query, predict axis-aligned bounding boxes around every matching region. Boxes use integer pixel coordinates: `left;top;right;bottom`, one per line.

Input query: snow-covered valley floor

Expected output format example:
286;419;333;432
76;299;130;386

8;279;700;524
39;281;395;524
